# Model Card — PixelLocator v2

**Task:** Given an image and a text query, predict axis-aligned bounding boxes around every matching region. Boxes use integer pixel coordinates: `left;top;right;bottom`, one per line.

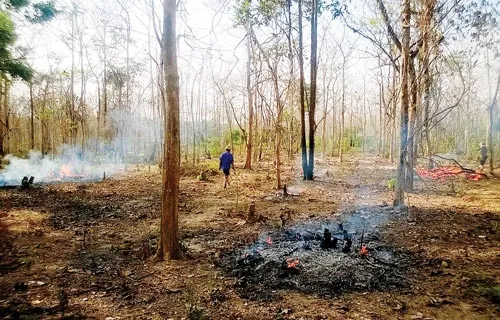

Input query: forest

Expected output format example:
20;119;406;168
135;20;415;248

0;0;499;319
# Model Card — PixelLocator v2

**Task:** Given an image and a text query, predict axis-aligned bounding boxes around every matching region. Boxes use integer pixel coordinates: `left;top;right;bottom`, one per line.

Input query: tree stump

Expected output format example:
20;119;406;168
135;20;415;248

21;176;30;189
247;201;256;222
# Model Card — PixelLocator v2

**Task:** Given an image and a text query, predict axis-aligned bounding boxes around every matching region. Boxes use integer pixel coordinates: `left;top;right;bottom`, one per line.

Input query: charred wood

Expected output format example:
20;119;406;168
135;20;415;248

342;238;352;253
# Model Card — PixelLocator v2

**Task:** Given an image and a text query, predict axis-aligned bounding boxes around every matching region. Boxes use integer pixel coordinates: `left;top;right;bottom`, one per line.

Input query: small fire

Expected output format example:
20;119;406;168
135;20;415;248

360;245;369;256
468;172;484;181
60;164;73;177
266;236;272;245
286;258;299;269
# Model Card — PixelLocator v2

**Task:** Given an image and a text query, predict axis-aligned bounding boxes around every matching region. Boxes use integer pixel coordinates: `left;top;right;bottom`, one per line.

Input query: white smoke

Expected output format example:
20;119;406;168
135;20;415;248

0;109;161;186
0;148;125;186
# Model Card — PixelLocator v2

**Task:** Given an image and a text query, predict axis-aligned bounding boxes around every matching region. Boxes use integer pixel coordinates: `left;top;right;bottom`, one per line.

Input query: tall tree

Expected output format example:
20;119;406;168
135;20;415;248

488;73;499;173
243;0;254;170
298;0;307;178
394;0;411;207
155;0;184;261
305;0;318;180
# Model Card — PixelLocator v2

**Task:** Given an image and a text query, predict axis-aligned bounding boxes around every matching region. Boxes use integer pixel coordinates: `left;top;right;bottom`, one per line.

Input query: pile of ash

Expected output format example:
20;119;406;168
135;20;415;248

218;207;413;300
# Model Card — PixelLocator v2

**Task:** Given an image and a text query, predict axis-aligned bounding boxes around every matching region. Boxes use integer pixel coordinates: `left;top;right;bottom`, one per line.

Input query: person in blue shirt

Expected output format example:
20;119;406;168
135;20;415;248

219;147;235;188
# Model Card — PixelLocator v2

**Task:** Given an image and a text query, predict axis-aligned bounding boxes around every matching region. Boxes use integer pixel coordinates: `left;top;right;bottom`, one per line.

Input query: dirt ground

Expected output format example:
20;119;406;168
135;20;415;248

0;156;499;320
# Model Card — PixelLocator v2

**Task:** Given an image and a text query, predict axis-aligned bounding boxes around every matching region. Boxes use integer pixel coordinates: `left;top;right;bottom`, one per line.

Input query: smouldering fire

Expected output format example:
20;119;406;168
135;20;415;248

266;236;273;245
60;164;73;177
360;245;369;256
286;258;300;269
46;163;84;180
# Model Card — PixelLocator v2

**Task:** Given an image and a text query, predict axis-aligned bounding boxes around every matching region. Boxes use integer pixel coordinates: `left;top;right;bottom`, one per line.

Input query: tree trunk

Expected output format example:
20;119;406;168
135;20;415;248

3;80;10;155
244;6;253;169
189;75;197;165
306;0;318;180
390;69;397;163
270;60;283;188
41;81;50;156
488;72;500;173
331;87;336;157
287;0;294;161
298;0;308;179
70;6;77;147
422;4;433;157
321;100;327;159
79;19;86;152
394;0;411;207
102;19;109;142
275;122;282;188
406;58;417;191
379;78;384;156
30;83;35;150
156;0;184;261
339;47;347;163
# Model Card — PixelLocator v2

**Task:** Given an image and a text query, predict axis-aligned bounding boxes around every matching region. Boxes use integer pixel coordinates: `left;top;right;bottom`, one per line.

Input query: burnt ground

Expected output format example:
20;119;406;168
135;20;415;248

0;156;499;320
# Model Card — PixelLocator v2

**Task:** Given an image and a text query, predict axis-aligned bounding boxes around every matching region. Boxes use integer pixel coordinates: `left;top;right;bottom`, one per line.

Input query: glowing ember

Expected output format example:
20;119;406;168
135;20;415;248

467;172;484;181
360;245;369;256
416;166;485;181
266;236;272;245
60;164;73;177
286;258;299;269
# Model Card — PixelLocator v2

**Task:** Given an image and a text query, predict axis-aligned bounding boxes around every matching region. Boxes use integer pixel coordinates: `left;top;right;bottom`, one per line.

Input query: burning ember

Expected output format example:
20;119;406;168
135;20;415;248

360;245;369;256
46;164;88;181
286;258;300;269
266;236;273;245
60;164;74;177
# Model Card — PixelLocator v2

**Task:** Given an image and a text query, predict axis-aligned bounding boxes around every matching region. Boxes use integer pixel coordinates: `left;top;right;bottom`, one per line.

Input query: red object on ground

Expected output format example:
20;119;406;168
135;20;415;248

360;245;368;256
416;166;485;181
266;236;272;245
286;258;299;269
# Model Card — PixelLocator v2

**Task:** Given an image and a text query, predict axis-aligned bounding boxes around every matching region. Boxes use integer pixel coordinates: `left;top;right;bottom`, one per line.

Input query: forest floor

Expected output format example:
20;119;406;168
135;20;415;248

0;156;499;320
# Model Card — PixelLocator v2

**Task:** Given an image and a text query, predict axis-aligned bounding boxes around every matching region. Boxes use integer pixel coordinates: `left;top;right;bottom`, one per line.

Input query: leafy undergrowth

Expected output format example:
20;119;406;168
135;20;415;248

0;158;498;319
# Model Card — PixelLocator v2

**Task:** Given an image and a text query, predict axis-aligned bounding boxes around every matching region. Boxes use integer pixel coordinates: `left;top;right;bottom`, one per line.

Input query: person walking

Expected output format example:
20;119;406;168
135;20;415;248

219;147;235;188
478;142;488;171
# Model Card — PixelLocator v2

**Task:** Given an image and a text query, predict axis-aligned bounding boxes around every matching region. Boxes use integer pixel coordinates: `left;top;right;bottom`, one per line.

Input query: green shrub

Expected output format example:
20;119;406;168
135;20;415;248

187;304;207;320
475;284;500;303
387;178;396;190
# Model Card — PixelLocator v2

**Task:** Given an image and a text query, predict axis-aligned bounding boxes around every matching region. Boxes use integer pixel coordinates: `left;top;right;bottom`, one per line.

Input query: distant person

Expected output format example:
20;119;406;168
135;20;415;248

478;142;488;171
219;147;235;188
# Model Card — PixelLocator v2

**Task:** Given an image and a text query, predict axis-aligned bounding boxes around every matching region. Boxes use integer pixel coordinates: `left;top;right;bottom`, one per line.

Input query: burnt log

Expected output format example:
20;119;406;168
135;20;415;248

247;201;256;222
343;230;349;240
321;228;337;249
21;176;29;188
342;238;352;253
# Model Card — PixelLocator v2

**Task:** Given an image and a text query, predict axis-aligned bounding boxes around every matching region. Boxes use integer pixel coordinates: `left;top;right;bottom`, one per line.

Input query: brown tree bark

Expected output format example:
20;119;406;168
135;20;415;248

29;83;35;150
244;2;253;169
394;0;411;207
298;0;307;179
421;0;436;157
155;0;184;261
406;57;417;191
